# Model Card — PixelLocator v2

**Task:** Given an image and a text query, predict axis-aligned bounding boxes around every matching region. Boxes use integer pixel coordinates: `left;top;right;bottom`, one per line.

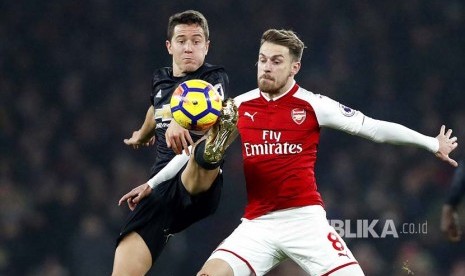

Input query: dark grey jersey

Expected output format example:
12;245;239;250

149;63;229;176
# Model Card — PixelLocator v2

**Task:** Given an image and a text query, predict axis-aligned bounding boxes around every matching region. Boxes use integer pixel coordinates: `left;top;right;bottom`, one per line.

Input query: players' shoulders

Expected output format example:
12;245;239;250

234;88;260;107
203;62;225;70
198;63;227;76
151;64;228;83
292;86;342;114
293;86;327;103
153;67;172;78
188;64;228;86
152;67;174;86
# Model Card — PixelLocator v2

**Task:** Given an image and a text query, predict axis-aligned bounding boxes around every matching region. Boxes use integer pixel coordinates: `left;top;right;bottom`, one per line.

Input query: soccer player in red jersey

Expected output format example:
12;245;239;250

123;28;457;275
196;29;458;276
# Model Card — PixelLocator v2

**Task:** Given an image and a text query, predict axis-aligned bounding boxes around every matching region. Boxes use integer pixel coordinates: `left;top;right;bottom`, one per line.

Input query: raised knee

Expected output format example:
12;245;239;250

181;165;219;195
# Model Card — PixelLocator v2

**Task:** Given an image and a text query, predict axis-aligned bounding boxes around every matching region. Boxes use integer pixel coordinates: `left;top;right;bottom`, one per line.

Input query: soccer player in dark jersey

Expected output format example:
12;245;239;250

112;10;237;275
194;29;458;275
441;158;465;242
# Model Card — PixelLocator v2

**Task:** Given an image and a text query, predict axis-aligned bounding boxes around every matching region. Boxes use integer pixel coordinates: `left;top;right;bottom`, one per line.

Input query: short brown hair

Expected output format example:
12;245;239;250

167;10;209;41
261;29;305;61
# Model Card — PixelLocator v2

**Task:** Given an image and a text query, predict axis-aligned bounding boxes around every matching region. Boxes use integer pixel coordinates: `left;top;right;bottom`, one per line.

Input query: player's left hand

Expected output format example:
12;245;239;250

124;130;155;149
118;183;152;211
441;204;462;242
435;125;458;167
165;119;194;155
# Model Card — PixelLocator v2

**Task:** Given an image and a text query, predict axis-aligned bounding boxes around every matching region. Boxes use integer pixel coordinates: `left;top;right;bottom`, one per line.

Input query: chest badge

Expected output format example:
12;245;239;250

291;108;306;125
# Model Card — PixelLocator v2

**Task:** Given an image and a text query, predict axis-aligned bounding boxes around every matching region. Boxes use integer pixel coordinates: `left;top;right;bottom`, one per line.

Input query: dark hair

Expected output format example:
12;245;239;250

167;10;209;41
261;29;305;61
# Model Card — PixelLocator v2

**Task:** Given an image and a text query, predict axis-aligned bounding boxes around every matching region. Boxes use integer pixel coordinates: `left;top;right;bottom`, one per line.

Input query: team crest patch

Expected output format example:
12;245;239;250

213;83;224;99
292;108;306;124
339;104;356;117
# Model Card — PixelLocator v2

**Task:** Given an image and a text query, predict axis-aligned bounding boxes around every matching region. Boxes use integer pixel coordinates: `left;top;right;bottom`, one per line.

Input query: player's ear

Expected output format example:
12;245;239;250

291;61;301;76
166;40;173;55
204;40;210;55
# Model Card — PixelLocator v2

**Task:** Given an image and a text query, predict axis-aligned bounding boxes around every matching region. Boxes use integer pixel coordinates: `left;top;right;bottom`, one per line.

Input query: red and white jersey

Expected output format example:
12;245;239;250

235;82;367;219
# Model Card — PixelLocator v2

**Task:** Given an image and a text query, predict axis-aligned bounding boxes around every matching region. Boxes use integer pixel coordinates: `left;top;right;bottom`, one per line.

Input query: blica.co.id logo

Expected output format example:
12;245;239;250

328;219;428;238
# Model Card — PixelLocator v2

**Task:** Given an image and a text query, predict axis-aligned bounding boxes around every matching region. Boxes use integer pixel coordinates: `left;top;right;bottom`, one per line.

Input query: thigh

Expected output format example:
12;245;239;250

278;206;360;276
170;171;223;233
117;180;177;263
113;232;152;275
209;219;285;276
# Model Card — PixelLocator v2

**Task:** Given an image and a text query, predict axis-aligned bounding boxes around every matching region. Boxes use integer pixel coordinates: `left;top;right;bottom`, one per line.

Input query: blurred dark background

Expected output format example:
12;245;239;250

1;0;464;275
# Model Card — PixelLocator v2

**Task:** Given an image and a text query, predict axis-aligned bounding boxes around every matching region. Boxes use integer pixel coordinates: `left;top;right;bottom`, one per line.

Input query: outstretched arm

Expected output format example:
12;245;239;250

118;147;191;210
357;118;458;167
123;106;156;149
311;95;457;166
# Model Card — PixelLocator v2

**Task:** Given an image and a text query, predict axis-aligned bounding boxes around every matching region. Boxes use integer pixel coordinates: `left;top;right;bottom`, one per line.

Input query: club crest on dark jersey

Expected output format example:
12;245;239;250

213;83;224;100
292;108;306;125
339;104;356;117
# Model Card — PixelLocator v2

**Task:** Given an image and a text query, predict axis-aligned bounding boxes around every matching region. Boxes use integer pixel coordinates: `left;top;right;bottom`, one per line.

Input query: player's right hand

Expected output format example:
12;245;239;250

124;130;155;149
118;183;152;211
440;204;462;242
165;120;194;155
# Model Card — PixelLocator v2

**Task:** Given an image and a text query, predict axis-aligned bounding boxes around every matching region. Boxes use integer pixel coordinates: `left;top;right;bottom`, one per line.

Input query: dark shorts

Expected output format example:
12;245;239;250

116;166;223;262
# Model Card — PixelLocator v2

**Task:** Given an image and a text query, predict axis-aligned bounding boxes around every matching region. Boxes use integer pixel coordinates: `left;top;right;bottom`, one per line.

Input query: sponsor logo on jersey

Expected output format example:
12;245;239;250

244;130;303;156
244;111;257;122
291;108;306;125
155;104;172;124
156;122;171;128
339;104;356;117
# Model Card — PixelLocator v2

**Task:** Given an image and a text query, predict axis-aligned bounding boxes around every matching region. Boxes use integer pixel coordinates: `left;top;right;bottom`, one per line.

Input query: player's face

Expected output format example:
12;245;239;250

166;24;209;77
257;42;300;96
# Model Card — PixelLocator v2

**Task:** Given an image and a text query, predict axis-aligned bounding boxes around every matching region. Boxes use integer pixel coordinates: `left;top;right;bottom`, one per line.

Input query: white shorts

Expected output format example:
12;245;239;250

208;205;360;276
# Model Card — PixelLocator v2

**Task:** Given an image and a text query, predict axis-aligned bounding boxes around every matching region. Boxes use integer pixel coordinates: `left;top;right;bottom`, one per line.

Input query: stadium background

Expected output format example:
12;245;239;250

1;0;464;275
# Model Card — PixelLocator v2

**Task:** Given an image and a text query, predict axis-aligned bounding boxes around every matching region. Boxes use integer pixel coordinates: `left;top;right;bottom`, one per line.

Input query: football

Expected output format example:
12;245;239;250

170;79;222;131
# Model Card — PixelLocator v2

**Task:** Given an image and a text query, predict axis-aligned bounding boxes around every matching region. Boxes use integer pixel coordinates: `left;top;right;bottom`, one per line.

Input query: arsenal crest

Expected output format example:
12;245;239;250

291;108;306;125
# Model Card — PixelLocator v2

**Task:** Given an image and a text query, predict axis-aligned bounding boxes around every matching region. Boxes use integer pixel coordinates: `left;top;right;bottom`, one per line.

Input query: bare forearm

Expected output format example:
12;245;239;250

138;106;156;142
